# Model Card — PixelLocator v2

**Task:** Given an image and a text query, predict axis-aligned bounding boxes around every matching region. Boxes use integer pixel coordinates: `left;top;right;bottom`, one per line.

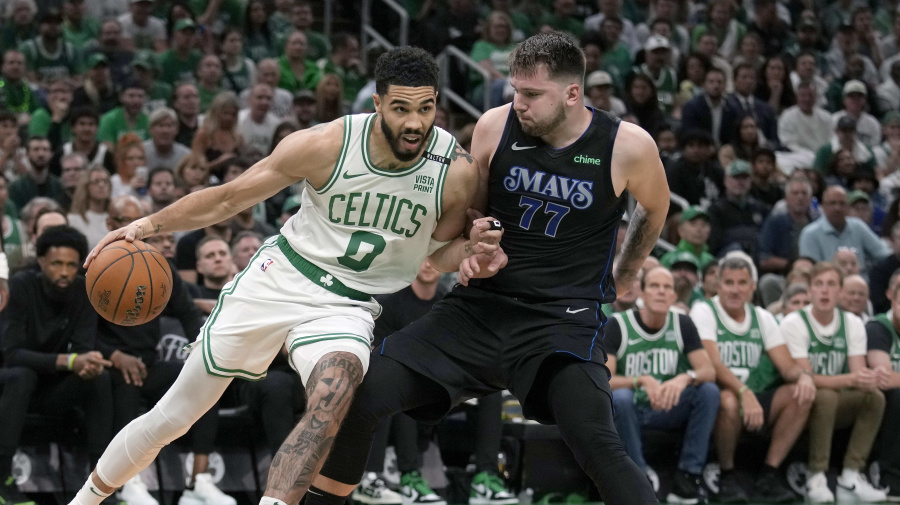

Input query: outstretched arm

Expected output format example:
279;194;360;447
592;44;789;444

610;122;670;297
84;122;342;267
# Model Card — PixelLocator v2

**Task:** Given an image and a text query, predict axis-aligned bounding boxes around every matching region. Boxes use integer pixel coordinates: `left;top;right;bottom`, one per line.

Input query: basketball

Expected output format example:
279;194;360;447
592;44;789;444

86;239;173;326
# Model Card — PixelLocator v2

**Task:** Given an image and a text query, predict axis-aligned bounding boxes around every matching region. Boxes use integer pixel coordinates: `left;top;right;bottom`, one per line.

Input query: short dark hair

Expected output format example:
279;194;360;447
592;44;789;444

148;166;174;185
70;107;99;125
374;46;439;96
0;109;16;125
509;31;585;82
36;225;88;261
752;147;775;163
196;235;229;259
733;62;756;80
706;67;726;79
26;135;50;151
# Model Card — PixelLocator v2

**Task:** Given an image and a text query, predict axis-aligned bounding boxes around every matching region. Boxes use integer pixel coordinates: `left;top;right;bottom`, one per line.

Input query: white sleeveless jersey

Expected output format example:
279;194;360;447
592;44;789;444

280;113;456;295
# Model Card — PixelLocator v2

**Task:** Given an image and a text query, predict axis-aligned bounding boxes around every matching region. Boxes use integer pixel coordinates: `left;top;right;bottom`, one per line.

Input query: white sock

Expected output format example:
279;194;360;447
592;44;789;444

70;477;111;505
259;497;288;505
841;468;860;483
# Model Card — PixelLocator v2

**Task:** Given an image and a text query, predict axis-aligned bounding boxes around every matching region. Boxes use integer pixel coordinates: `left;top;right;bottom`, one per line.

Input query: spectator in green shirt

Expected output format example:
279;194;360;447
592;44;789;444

28;77;74;152
280;0;330;61
156;19;203;87
98;81;151;149
317;32;366;105
0;50;40;120
9;137;68;211
278;30;321;94
19;8;81;84
469;11;517;109
661;207;716;270
539;0;583;39
132;51;174;115
244;0;279;63
62;0;100;52
196;55;224;113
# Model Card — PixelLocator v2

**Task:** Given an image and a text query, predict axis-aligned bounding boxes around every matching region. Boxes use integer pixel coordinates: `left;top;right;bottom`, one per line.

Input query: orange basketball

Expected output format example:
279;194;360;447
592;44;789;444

85;239;173;326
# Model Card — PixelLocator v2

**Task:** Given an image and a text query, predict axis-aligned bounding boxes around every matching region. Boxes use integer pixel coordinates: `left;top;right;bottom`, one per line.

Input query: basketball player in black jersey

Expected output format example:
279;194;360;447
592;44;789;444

298;32;670;505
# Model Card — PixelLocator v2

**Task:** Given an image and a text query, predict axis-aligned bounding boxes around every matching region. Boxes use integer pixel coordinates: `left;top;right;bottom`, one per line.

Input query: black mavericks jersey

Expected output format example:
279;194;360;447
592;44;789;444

472;107;624;303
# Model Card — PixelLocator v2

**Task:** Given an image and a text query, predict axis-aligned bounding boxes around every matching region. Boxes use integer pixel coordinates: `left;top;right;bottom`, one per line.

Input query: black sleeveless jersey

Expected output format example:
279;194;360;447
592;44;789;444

472;107;625;303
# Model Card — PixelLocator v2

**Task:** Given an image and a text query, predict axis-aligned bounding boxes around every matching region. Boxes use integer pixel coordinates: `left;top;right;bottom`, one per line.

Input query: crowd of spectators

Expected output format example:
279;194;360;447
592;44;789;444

2;0;900;504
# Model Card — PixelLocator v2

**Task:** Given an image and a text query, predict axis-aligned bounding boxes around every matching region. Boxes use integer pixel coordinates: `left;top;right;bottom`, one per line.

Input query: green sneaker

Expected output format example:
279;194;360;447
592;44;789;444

469;472;518;505
400;471;446;505
0;476;34;505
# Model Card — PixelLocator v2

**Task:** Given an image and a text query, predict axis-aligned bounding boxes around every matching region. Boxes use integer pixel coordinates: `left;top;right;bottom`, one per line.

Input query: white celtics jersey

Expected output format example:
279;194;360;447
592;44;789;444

281;113;456;295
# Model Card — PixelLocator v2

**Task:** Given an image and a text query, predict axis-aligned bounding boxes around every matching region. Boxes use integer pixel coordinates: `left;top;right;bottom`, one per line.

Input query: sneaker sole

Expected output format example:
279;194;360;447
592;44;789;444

469;497;520;505
837;487;887;503
665;493;699;504
177;494;205;505
401;498;447;505
353;493;403;505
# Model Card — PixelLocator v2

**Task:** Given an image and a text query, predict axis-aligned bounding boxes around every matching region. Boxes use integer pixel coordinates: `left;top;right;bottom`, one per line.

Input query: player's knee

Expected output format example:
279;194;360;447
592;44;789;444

305;352;364;418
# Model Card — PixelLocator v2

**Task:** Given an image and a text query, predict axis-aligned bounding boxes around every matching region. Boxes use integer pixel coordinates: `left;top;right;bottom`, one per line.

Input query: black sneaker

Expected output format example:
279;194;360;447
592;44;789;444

0;476;34;505
752;470;796;503
715;471;748;504
667;471;706;504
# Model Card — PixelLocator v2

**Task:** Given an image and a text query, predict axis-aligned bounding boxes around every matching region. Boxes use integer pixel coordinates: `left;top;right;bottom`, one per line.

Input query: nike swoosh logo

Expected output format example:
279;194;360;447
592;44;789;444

628;339;644;346
566;307;589;314
511;142;536;151
90;487;105;497
343;172;365;179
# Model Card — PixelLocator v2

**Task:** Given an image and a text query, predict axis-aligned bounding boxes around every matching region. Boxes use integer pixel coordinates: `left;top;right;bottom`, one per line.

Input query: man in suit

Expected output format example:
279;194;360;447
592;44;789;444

724;63;780;147
681;68;728;145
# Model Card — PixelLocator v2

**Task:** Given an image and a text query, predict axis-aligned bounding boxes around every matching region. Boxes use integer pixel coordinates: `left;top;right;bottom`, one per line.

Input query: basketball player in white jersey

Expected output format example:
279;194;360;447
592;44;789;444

69;47;506;505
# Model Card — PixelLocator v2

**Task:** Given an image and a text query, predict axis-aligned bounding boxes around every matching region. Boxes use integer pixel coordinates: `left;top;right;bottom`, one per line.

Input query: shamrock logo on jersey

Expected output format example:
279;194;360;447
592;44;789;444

320;274;334;287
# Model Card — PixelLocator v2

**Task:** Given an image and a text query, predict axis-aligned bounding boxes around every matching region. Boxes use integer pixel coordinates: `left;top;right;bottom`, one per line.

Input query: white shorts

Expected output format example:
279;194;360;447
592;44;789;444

186;236;381;385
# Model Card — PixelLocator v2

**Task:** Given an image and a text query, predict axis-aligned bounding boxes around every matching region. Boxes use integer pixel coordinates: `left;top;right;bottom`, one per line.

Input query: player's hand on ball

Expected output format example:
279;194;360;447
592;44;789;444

85;220;148;269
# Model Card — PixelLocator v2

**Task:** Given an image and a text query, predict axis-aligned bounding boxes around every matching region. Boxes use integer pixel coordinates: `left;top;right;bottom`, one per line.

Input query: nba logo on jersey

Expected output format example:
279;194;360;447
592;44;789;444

260;258;275;272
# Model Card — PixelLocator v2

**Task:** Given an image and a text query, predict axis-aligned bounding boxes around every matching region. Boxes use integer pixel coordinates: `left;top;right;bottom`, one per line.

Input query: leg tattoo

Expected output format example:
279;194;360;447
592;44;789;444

265;352;364;504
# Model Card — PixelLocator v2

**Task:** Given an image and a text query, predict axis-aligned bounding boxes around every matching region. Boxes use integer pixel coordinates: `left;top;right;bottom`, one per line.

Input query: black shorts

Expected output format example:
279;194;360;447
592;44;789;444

376;285;611;424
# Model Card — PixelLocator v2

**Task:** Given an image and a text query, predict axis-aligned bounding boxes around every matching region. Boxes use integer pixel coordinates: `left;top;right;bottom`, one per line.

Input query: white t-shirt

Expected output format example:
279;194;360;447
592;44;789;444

237;108;281;155
779;305;867;359
690;297;785;351
68;210;110;249
117;14;167;50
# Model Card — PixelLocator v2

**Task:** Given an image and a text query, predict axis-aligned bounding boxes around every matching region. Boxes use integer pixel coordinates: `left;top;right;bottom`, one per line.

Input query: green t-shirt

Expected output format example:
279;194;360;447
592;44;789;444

873;314;900;372
539;13;583;39
612;309;690;405
188;0;245;30
28;109;72;144
705;300;781;393
276;29;330;62
278;55;321;94
0;80;39;114
18;38;80;81
63;19;101;51
661;239;715;270
143;81;175;115
600;44;632;93
156;49;203;86
633;64;678;115
318;59;367;104
98;107;150;145
469;40;516;81
222;58;254;94
198;85;222;113
799;309;849;376
8;175;67;212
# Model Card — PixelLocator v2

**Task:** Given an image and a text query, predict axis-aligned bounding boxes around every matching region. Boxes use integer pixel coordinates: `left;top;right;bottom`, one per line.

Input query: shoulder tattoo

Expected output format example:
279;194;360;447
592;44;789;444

450;144;474;165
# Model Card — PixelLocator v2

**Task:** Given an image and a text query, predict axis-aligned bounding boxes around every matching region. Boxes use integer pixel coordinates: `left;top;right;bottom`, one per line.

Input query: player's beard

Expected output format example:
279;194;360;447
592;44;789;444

519;102;566;138
381;118;434;162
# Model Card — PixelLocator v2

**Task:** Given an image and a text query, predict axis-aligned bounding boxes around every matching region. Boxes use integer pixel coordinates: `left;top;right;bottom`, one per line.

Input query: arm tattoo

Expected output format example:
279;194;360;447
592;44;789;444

614;206;656;286
265;352;364;501
451;144;474;164
155;224;163;233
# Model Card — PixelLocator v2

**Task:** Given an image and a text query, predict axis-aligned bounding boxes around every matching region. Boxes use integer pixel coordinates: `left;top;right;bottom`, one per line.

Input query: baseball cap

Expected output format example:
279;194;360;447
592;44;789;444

883;110;900;125
132;51;157;72
644;34;671;52
843;79;867;96
727;159;751;177
663;251;700;271
680;206;710;222
282;195;302;214
86;53;109;69
847;189;870;205
586;70;613;88
293;89;316;103
837;115;857;131
173;18;197;32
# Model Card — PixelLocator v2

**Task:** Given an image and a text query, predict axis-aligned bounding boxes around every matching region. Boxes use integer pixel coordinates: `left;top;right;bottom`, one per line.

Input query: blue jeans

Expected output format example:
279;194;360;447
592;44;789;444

612;382;720;475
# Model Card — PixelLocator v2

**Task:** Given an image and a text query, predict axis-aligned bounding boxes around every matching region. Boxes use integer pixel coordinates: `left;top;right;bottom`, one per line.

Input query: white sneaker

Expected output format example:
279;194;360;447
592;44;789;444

178;473;237;505
837;471;888;503
118;475;159;505
807;472;835;503
352;472;404;505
